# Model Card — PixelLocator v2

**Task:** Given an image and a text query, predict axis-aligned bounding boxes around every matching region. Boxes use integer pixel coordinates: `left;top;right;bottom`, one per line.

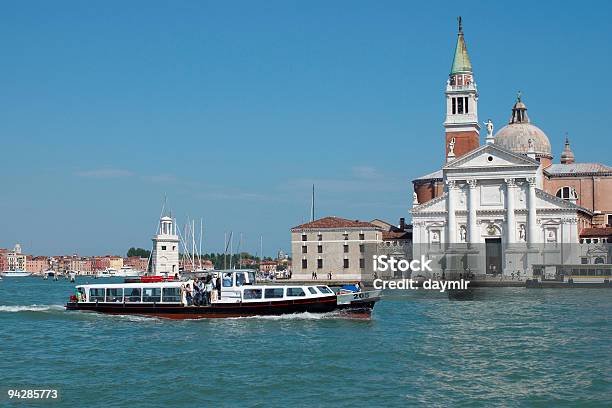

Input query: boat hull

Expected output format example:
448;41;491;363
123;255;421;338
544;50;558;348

65;295;379;319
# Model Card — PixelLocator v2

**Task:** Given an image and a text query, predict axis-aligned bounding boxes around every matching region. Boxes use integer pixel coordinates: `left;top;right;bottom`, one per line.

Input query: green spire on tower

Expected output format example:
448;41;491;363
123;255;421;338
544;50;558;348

450;16;472;75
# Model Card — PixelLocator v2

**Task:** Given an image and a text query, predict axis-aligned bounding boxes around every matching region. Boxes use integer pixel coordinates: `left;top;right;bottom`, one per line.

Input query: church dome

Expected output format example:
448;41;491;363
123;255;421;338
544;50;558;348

560;137;575;164
494;94;552;160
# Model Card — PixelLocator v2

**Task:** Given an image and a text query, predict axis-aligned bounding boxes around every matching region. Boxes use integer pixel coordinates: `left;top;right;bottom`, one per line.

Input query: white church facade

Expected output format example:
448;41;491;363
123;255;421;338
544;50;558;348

412;143;589;278
410;20;593;279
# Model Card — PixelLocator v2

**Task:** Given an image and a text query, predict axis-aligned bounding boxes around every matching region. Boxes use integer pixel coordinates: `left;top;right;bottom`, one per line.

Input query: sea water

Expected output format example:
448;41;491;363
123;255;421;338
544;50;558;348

0;277;610;407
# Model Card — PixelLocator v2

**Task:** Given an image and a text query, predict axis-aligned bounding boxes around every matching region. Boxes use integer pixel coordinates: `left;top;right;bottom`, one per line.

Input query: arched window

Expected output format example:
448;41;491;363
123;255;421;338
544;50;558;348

556;186;577;201
594;257;605;264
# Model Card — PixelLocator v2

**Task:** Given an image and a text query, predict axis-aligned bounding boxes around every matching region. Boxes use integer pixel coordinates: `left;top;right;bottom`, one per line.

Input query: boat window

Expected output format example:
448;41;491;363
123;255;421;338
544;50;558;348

247;272;256;285
162;287;181;302
106;288;123;302
243;289;262;300
222;273;233;287
142;287;161;302
286;288;306;297
264;288;284;299
308;287;318;295
236;273;246;287
90;288;105;302
317;286;333;294
125;288;142;302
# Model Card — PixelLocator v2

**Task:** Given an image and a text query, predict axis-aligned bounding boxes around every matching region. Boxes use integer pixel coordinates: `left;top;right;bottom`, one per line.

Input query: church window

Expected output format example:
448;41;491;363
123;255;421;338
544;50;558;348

457;97;464;114
556;187;576;201
301;259;307;269
161;246;166;250
464;97;469;113
451;98;456;114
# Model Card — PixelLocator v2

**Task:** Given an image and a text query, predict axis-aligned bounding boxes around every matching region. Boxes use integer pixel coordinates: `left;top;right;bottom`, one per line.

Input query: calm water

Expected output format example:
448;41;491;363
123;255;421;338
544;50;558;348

0;277;610;407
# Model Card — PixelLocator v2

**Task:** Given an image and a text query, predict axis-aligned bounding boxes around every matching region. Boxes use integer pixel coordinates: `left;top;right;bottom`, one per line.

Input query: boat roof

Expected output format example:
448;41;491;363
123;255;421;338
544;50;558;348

76;281;186;289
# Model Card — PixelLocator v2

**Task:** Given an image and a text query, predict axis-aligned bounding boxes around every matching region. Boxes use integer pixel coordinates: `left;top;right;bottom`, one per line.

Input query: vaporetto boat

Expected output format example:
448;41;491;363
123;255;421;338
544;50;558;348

65;270;381;318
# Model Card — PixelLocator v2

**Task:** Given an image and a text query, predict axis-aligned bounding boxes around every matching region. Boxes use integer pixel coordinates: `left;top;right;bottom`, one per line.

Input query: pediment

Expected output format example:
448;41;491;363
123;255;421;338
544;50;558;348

444;144;539;170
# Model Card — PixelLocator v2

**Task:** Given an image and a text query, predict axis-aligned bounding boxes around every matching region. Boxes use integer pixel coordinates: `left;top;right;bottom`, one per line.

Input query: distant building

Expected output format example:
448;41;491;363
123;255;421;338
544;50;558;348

2;244;27;271
370;218;413;278
259;261;277;273
239;258;257;267
26;256;49;274
291;216;382;281
92;256;110;271
124;256;149;272
108;256;123;271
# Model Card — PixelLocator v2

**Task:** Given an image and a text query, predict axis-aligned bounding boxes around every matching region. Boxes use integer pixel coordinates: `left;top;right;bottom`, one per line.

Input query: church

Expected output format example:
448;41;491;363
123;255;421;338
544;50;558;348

410;19;612;278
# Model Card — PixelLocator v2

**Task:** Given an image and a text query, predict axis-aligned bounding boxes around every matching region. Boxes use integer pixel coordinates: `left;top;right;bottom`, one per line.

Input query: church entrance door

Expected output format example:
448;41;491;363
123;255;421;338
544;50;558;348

485;238;502;275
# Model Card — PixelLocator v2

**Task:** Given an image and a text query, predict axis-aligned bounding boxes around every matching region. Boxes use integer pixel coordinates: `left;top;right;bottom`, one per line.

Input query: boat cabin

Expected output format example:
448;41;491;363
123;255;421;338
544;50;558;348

73;270;336;306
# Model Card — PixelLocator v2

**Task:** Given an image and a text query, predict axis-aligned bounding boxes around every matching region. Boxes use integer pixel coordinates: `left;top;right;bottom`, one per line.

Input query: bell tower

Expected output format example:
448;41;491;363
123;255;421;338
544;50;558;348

444;17;480;161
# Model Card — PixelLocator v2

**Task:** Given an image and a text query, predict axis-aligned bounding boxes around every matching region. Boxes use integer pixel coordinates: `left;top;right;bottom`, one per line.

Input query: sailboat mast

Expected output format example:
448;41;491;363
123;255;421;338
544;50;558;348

199;218;203;269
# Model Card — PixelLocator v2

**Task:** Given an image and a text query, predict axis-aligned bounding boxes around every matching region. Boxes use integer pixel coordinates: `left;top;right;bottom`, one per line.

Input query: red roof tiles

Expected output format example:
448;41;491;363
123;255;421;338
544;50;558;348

580;227;612;238
292;216;378;230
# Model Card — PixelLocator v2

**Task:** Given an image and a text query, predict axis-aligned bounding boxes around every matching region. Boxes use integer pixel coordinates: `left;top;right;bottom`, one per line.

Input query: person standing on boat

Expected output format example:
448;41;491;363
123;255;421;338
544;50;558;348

193;278;201;306
215;275;222;301
196;278;205;306
204;276;213;305
182;283;193;306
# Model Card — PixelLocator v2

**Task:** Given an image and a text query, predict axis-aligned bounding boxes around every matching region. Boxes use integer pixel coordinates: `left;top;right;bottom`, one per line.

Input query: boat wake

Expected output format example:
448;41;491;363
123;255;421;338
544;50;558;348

0;304;64;313
227;311;365;321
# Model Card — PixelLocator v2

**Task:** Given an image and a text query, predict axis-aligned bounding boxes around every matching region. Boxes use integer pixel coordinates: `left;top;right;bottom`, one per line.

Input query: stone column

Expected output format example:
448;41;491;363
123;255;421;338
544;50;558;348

505;178;516;244
467;179;478;244
527;177;538;245
447;180;457;244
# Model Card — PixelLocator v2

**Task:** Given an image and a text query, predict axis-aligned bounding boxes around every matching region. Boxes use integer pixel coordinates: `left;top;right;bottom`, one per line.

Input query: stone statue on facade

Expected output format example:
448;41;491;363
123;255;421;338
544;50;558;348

448;137;456;155
459;225;467;242
413;192;419;205
484;119;494;137
518;224;526;241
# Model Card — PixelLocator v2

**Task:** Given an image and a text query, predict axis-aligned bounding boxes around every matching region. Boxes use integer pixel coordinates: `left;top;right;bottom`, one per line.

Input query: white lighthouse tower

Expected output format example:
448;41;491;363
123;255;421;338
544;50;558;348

151;215;179;276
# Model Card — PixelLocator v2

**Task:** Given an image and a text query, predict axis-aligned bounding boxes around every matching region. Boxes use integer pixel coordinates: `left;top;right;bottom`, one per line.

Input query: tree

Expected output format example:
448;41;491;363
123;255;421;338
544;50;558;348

127;247;151;258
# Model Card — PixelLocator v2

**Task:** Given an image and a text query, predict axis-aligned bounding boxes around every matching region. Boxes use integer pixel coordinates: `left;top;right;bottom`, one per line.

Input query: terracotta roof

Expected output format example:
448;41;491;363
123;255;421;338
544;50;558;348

580;227;612;238
545;163;612;176
382;230;412;240
292;216;378;230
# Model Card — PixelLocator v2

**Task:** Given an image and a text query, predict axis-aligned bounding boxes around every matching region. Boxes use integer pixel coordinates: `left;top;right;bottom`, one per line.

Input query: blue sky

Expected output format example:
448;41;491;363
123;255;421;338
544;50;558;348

1;1;611;257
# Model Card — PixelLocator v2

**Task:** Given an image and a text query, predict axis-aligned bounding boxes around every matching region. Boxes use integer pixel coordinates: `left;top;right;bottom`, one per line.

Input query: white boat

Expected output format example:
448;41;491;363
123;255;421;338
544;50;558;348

114;266;144;278
66;269;382;319
43;270;56;277
96;268;117;278
1;270;32;277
